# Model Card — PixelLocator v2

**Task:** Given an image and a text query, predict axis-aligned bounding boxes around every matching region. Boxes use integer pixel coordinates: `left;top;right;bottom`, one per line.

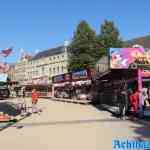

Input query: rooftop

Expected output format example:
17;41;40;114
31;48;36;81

32;46;65;60
125;35;150;48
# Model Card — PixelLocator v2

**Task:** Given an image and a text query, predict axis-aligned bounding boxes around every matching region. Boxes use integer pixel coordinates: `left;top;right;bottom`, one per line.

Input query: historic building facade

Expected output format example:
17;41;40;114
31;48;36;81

8;43;69;85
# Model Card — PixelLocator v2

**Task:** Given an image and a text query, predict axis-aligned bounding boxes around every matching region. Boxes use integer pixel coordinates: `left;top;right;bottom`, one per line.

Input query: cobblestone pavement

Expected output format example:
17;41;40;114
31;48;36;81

0;98;149;150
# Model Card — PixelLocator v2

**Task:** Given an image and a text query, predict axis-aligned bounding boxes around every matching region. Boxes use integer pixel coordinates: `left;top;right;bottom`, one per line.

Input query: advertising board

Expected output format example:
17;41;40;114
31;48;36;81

72;70;88;80
109;48;150;69
52;73;71;83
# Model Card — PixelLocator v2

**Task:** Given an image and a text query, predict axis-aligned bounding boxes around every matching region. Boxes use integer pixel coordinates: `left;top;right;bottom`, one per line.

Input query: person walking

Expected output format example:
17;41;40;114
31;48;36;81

19;87;27;116
31;89;40;113
118;82;128;120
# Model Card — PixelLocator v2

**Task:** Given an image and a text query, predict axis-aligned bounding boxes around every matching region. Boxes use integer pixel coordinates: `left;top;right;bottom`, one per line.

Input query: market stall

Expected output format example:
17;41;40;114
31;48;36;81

109;47;150;117
52;69;92;100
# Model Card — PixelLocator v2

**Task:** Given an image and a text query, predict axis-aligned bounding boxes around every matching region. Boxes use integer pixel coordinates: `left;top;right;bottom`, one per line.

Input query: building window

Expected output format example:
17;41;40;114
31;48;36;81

49;57;51;61
42;66;45;74
53;56;55;60
62;55;64;58
57;66;59;73
49;68;51;73
57;56;59;59
53;67;55;74
61;66;63;72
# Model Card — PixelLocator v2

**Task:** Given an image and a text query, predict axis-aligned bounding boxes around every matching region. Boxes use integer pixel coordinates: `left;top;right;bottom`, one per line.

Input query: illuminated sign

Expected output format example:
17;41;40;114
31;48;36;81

109;48;150;69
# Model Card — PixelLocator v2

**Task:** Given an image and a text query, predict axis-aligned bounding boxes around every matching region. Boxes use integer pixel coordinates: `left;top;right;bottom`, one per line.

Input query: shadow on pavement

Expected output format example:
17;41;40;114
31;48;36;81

5;118;126;129
128;117;150;140
93;104;150;140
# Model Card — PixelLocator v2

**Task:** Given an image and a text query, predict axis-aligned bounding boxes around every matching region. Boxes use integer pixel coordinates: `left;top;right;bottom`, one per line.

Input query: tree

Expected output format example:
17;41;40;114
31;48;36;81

98;20;123;55
68;20;101;71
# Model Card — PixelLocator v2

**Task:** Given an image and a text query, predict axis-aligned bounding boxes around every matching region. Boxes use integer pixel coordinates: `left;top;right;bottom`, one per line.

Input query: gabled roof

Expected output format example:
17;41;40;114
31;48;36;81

125;35;150;48
32;46;65;60
96;55;108;64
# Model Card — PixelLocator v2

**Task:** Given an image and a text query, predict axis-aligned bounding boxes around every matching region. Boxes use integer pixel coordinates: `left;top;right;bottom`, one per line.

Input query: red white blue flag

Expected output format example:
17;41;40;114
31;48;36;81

0;47;13;57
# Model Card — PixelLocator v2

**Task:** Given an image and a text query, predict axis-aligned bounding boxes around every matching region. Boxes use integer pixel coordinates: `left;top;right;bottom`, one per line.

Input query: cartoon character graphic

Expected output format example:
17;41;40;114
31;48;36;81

110;51;128;68
110;48;146;69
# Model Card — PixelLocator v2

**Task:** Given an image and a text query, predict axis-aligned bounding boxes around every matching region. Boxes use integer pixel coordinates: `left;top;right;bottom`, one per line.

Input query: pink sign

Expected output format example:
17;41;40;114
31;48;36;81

109;48;150;69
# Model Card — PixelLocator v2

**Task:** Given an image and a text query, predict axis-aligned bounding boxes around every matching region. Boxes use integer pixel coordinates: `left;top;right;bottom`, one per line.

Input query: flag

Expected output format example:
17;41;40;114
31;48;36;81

0;48;12;57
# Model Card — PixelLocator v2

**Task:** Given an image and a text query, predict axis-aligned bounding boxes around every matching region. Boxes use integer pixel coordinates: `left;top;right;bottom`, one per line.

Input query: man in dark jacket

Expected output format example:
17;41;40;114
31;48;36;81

119;82;129;120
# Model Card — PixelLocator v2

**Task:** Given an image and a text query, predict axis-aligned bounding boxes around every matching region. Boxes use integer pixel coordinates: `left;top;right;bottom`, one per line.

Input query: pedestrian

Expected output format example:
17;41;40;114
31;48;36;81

20;87;27;116
118;82;128;120
129;88;139;119
119;91;127;120
31;89;40;113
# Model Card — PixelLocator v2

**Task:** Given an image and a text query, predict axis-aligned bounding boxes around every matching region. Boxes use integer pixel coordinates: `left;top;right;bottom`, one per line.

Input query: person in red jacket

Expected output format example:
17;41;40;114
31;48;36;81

129;90;139;114
31;89;40;113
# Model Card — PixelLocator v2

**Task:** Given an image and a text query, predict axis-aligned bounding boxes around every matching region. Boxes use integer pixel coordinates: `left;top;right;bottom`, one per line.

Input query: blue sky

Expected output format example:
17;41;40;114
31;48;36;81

0;0;150;63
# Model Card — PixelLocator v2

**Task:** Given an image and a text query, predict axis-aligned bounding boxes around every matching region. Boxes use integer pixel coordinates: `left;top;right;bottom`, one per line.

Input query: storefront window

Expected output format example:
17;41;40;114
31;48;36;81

61;66;63;72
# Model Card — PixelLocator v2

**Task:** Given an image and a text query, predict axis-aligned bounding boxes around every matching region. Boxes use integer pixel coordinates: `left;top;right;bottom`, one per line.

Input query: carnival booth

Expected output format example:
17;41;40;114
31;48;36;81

22;76;52;97
109;48;150;117
52;69;92;100
92;48;150;117
52;73;72;99
71;69;92;100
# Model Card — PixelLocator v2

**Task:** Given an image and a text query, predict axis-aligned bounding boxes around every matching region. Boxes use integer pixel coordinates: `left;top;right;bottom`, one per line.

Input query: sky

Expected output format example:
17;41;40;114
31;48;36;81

0;0;150;63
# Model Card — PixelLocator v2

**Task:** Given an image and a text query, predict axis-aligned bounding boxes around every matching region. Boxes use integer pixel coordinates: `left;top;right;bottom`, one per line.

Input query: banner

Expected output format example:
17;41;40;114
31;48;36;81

109;48;150;69
52;73;71;83
72;70;88;80
0;48;12;57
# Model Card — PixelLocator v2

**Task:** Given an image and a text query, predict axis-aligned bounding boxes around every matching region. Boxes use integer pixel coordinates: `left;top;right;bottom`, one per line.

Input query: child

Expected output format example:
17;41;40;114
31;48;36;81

31;89;40;113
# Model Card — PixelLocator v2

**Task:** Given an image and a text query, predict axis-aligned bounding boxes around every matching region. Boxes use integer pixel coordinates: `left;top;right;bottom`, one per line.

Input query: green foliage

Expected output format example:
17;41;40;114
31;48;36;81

68;20;123;71
68;20;101;71
98;20;123;55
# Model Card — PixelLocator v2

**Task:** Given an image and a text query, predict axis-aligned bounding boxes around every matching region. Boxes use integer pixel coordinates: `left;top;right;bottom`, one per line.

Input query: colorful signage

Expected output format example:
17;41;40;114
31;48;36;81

109;48;150;69
72;70;88;80
52;70;90;83
52;73;71;83
53;75;64;83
